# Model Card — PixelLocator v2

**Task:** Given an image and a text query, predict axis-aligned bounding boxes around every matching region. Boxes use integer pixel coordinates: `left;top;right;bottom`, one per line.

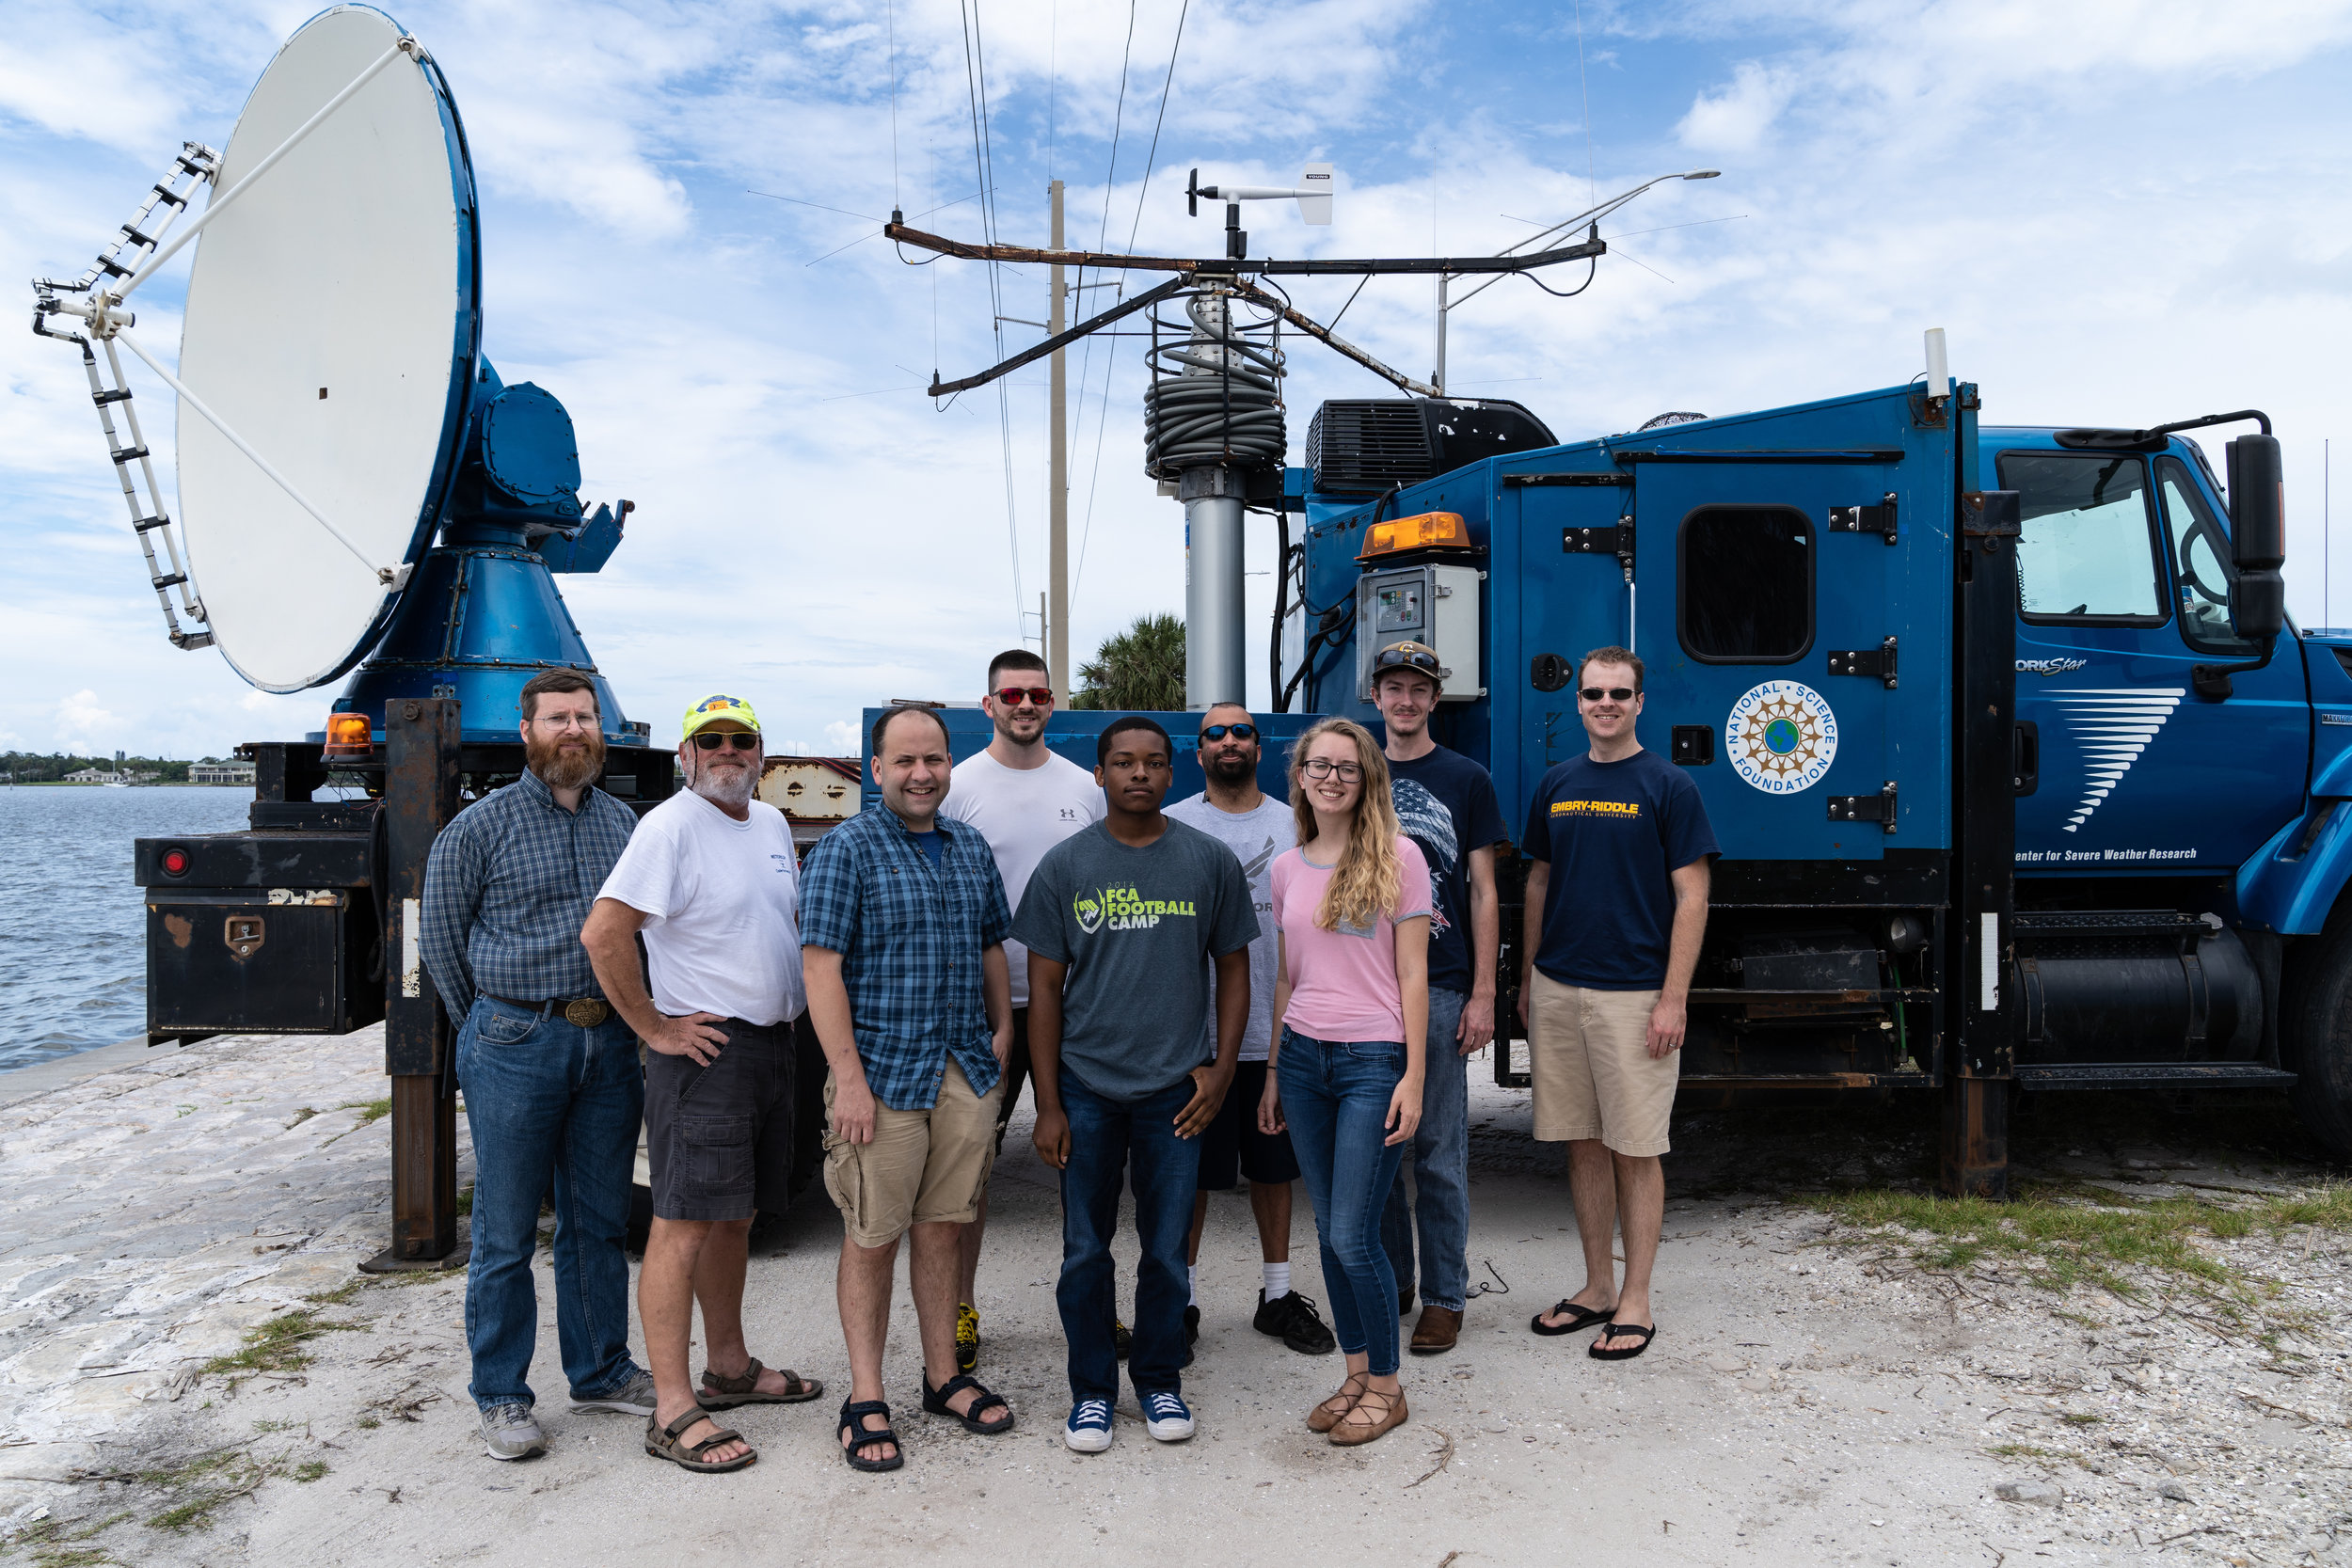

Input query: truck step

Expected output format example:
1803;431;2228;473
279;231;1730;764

2012;1062;2295;1090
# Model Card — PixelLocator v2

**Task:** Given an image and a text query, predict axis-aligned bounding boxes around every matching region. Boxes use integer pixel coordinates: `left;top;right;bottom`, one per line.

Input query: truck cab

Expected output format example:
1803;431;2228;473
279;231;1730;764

1285;380;2345;1188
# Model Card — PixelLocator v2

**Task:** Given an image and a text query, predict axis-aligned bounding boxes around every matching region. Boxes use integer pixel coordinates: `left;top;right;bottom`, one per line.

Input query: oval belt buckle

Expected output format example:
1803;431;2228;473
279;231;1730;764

564;999;609;1028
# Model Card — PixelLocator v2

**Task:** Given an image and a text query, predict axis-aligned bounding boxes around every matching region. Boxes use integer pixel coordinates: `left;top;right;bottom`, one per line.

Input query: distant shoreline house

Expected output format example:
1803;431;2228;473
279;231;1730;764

189;762;258;785
63;768;122;784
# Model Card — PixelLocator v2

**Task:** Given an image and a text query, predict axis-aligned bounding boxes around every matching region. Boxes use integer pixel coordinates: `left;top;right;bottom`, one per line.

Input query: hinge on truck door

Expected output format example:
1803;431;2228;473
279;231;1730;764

1827;493;1898;543
1827;782;1899;832
1562;522;1635;578
1825;637;1899;689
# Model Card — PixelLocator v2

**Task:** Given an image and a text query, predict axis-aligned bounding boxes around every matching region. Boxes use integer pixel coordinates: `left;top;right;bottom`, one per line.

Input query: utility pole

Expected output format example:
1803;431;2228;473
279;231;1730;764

1048;179;1069;705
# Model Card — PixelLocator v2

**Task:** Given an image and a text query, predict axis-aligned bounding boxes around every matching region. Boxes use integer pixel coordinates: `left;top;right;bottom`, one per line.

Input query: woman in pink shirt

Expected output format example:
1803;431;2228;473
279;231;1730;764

1261;718;1429;1447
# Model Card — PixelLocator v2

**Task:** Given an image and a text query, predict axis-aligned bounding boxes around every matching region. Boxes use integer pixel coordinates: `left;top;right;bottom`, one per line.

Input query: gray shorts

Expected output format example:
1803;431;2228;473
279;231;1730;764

644;1016;796;1223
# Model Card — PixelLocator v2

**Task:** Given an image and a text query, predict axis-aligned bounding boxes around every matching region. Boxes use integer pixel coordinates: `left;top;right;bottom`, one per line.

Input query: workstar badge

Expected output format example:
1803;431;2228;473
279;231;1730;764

1726;681;1838;794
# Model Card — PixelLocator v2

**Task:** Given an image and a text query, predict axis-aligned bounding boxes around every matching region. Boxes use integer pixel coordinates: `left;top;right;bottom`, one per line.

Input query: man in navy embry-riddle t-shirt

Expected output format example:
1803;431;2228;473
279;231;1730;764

1518;646;1717;1366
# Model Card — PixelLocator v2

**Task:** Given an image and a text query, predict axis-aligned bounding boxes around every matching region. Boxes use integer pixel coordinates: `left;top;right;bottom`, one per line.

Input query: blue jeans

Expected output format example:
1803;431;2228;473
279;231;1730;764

1381;986;1470;1311
1057;1069;1200;1402
455;997;644;1412
1278;1028;1409;1377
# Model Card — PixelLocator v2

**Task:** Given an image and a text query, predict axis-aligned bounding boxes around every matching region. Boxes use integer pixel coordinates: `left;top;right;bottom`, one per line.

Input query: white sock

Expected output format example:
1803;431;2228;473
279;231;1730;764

1187;1266;1198;1306
1263;1261;1291;1300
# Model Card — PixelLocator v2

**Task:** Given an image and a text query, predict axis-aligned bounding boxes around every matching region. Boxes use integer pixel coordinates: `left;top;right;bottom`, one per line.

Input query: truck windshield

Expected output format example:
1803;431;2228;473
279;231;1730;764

2154;456;2255;654
2000;451;2166;625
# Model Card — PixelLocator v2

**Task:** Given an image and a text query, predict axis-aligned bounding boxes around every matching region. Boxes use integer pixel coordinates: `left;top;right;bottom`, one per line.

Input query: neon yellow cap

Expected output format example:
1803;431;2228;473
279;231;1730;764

681;693;760;738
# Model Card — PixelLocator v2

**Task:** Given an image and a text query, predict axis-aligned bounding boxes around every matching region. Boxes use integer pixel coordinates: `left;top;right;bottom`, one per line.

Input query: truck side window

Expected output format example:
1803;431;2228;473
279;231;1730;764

2154;456;2255;654
1677;505;1813;663
1999;451;2166;624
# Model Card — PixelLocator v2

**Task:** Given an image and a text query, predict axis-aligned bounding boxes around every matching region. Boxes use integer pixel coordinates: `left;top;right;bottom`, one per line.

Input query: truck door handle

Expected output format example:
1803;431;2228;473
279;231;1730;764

2012;721;2039;797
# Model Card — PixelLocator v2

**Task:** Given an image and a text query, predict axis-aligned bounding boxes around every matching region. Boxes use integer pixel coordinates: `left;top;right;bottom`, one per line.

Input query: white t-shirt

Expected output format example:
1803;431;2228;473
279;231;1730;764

596;790;805;1027
1164;792;1295;1062
941;747;1104;1006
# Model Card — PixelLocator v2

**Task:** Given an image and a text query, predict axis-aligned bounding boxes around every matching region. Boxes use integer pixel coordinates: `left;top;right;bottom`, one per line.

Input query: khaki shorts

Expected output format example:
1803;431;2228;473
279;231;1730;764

822;1058;1005;1248
1527;972;1677;1157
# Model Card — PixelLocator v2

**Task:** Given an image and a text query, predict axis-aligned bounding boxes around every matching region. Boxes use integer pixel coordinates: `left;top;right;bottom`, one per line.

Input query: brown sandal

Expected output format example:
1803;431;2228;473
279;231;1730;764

699;1356;822;1408
1307;1370;1369;1433
644;1406;755;1472
1327;1386;1408;1448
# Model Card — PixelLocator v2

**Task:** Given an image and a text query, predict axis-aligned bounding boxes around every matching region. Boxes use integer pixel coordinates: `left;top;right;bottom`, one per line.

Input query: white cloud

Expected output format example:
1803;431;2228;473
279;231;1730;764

1676;61;1795;153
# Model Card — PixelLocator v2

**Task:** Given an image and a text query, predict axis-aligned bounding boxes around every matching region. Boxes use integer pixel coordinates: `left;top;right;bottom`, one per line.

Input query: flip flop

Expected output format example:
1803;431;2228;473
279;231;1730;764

1589;1322;1657;1361
1530;1299;1613;1337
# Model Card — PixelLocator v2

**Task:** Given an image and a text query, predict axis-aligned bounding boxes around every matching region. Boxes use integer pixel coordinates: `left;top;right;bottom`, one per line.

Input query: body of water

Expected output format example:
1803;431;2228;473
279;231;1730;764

0;785;256;1071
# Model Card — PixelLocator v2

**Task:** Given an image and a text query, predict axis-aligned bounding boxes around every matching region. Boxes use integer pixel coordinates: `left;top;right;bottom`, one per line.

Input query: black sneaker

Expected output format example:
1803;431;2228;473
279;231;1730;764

1183;1305;1200;1344
1254;1290;1338;1355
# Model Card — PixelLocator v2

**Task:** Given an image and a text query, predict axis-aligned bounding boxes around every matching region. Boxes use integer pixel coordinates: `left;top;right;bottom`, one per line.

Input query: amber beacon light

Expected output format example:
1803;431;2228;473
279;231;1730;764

323;710;374;761
1357;510;1473;562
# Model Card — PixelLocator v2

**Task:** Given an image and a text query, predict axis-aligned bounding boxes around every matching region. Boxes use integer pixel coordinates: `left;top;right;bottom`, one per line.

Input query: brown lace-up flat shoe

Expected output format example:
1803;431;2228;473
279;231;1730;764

1327;1386;1408;1447
1307;1370;1369;1433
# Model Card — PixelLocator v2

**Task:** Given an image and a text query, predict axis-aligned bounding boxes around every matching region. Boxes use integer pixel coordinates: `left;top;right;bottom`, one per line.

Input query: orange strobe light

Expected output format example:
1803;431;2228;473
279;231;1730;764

324;710;374;762
1356;510;1472;562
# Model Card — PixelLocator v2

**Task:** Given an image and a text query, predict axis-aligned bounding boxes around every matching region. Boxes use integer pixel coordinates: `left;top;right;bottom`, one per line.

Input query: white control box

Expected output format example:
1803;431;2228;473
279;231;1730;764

1355;562;1486;703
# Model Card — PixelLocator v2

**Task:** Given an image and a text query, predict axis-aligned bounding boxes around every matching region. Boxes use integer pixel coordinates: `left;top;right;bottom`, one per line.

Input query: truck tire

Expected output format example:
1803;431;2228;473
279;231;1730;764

2285;912;2352;1162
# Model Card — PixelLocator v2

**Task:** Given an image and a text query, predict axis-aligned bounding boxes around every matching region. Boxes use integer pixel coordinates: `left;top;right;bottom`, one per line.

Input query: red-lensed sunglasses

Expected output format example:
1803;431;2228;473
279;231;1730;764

994;687;1054;706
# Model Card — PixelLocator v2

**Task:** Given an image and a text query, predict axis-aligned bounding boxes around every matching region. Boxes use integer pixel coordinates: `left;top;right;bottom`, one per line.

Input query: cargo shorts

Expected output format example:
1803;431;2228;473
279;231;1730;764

643;1016;795;1223
823;1058;1004;1248
1527;972;1677;1157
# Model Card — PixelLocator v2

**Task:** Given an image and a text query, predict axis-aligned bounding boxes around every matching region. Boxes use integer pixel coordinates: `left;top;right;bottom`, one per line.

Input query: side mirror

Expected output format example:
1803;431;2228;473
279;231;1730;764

2225;434;2285;641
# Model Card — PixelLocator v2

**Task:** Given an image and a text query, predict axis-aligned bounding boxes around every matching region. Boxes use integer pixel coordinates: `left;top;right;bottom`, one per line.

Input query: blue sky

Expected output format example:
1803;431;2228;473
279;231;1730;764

5;0;2349;757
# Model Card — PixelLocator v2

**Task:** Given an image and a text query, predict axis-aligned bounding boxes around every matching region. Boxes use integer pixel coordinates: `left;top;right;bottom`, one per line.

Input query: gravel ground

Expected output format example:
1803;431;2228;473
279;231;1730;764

0;1028;2344;1566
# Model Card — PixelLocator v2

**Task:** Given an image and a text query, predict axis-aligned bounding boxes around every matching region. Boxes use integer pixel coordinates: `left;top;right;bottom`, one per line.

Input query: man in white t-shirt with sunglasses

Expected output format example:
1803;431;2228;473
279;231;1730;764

940;649;1104;1372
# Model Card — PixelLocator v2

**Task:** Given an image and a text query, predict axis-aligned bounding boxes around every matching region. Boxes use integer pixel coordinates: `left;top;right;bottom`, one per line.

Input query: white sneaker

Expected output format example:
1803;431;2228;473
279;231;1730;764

479;1402;546;1461
1142;1390;1195;1442
1064;1399;1113;1452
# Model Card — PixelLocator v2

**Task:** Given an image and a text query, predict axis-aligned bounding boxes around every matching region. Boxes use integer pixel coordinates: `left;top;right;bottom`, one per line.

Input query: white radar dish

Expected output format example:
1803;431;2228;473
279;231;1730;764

177;5;477;692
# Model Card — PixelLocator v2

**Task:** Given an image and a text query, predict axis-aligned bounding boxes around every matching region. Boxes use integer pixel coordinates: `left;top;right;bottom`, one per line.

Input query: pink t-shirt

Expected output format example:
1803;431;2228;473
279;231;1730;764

1271;836;1432;1042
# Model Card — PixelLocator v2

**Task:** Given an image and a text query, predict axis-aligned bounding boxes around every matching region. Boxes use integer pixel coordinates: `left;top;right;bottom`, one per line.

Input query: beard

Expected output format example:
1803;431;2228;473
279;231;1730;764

1204;750;1257;784
690;755;756;810
527;725;606;793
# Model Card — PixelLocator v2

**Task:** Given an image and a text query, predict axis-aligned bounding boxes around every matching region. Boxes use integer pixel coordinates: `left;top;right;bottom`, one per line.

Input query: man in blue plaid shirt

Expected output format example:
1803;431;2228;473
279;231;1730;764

801;705;1017;1471
421;670;654;1463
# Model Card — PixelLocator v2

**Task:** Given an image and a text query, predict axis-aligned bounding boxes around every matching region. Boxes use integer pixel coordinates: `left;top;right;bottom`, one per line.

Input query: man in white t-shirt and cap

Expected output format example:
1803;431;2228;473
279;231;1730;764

582;694;825;1475
939;648;1104;1372
1167;703;1337;1357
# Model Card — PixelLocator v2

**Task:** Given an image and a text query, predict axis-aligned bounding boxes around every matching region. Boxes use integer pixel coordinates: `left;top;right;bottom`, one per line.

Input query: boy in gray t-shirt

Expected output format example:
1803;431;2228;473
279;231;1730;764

1011;717;1256;1450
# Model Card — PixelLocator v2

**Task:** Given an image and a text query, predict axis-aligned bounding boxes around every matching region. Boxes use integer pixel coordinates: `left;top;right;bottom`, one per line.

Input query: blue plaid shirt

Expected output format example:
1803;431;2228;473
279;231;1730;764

420;768;638;1022
799;807;1009;1110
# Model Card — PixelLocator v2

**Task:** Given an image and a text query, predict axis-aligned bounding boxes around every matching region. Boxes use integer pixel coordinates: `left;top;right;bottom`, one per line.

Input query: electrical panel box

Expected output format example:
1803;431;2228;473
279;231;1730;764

1355;562;1485;703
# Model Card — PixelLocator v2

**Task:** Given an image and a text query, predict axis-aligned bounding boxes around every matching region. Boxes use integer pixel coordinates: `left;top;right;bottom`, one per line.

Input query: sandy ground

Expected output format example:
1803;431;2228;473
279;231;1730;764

1;1028;2346;1567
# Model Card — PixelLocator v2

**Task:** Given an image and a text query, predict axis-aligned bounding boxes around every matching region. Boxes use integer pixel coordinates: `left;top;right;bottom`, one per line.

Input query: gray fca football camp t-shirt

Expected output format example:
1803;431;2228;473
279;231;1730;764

1163;793;1294;1063
1012;818;1261;1101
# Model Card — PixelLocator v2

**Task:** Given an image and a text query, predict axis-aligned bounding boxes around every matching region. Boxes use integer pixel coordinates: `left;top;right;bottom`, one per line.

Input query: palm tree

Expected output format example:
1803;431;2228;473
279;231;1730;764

1072;613;1186;710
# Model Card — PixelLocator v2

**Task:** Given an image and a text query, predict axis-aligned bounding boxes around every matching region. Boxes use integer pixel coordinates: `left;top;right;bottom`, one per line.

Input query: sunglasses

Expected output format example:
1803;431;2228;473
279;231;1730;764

691;731;760;752
1579;687;1637;703
1200;722;1258;742
993;687;1054;707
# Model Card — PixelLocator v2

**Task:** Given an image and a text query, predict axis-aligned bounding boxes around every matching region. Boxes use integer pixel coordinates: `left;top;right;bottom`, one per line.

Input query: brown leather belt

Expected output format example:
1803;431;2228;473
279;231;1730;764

488;995;612;1028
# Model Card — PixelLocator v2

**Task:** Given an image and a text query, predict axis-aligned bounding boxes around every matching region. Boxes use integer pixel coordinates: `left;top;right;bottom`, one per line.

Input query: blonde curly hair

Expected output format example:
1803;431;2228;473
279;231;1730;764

1287;718;1404;931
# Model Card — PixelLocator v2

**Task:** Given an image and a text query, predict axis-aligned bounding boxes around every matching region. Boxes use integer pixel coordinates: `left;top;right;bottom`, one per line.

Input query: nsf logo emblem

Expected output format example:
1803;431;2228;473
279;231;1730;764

1726;680;1838;795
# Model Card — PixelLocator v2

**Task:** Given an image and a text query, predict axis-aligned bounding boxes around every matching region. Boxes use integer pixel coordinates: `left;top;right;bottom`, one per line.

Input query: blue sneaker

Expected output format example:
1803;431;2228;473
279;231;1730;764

1141;1390;1195;1442
1064;1399;1113;1452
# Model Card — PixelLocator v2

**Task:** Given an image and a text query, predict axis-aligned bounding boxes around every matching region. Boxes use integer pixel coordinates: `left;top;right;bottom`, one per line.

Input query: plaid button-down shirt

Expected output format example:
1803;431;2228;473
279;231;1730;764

798;807;1009;1111
420;768;638;1022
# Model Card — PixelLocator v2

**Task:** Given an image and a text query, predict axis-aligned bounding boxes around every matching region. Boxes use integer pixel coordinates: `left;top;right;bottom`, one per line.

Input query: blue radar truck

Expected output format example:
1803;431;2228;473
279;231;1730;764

1276;377;2344;1195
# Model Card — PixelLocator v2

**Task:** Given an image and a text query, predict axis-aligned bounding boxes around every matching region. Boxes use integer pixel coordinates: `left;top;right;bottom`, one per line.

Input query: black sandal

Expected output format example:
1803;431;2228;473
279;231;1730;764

922;1372;1015;1434
837;1397;905;1471
1531;1299;1613;1337
1589;1321;1657;1361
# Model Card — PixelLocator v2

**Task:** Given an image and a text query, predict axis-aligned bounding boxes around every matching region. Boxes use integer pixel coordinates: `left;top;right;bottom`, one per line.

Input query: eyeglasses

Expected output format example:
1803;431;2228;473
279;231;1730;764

993;687;1054;707
691;731;760;752
1200;722;1257;742
1300;758;1362;782
531;713;598;731
1579;687;1637;703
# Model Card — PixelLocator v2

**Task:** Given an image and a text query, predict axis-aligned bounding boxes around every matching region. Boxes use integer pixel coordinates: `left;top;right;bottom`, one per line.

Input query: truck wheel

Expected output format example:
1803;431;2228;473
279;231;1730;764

2286;914;2352;1162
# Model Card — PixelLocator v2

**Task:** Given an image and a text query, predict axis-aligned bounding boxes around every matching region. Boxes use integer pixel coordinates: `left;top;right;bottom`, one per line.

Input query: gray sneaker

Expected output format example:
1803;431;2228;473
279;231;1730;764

479;1402;547;1462
569;1370;656;1417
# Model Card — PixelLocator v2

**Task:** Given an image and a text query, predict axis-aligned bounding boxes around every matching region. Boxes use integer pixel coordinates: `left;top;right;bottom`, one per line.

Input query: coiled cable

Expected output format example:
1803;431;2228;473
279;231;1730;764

1142;292;1286;478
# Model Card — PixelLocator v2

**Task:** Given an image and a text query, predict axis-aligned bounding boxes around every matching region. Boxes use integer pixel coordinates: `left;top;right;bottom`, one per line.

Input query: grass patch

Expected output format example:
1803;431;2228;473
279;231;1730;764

5;1511;133;1568
194;1304;362;1384
2061;1412;2104;1426
456;1182;473;1217
286;1107;318;1129
137;1449;271;1534
356;1415;380;1430
1989;1442;2069;1460
339;1098;391;1125
293;1461;328;1483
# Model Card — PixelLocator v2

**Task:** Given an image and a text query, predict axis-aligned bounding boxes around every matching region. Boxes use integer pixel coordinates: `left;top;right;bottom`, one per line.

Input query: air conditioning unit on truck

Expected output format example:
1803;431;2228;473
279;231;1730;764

1285;375;2343;1196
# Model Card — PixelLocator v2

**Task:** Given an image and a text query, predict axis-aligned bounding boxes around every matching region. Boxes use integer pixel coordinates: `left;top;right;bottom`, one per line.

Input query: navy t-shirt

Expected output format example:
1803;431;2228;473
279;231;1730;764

1387;745;1507;996
1523;748;1719;990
